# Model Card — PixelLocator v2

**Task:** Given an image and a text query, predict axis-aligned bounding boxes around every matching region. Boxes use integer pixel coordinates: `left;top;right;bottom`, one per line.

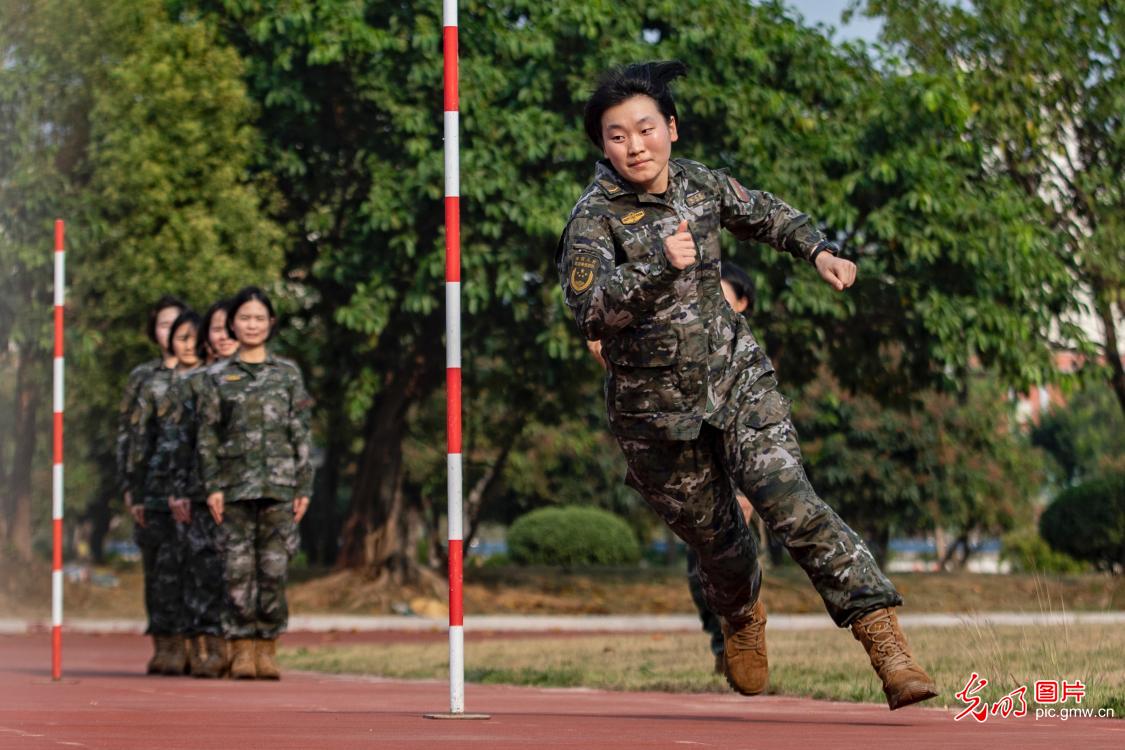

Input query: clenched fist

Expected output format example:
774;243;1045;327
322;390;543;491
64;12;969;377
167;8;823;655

815;252;857;291
663;219;697;270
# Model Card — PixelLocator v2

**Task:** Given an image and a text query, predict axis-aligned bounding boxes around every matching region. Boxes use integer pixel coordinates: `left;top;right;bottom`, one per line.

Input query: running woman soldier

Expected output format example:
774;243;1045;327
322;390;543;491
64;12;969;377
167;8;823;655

198;287;313;680
556;61;937;710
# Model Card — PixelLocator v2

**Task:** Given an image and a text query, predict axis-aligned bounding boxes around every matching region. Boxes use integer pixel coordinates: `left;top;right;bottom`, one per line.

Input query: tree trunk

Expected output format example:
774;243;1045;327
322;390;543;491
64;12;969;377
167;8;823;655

86;487;114;564
463;418;525;556
932;525;947;571
1092;285;1125;418
4;351;41;559
337;383;413;576
337;327;443;581
303;410;345;566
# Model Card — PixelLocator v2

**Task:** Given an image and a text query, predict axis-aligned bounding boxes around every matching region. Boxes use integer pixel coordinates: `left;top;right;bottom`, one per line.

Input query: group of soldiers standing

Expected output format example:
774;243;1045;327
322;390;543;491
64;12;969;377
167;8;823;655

117;287;312;680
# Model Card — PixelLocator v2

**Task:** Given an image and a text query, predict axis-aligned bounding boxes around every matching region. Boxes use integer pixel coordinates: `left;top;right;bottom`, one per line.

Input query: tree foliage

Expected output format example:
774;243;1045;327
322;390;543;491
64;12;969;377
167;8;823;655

1;0;282;559
1040;474;1125;573
795;372;1044;566
2;0;1082;572
1031;382;1125;487
861;0;1125;414
507;506;641;568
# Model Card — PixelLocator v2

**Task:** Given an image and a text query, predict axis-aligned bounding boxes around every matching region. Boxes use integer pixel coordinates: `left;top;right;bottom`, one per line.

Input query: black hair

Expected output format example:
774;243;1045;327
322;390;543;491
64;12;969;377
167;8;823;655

226;286;277;341
146;294;188;344
583;60;688;149
166;310;201;356
721;262;755;308
199;298;233;360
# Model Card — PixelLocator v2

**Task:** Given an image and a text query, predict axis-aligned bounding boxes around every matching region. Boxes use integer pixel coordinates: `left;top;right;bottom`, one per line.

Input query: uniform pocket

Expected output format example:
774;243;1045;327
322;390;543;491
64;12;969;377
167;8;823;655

605;331;681;414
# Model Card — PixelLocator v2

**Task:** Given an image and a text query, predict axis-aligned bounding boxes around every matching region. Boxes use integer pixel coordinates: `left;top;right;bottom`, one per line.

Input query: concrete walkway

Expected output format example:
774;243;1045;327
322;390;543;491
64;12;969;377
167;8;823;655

3;610;1123;635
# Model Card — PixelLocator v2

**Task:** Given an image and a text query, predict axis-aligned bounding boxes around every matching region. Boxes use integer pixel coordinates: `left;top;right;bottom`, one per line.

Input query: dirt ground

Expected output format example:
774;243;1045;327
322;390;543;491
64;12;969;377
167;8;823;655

3;553;1122;619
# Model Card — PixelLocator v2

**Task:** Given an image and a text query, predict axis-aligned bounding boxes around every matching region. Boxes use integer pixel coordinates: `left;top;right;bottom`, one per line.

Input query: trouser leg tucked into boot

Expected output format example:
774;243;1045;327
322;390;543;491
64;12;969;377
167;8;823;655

228;638;256;679
255;638;281;680
851;607;938;710
721;598;768;695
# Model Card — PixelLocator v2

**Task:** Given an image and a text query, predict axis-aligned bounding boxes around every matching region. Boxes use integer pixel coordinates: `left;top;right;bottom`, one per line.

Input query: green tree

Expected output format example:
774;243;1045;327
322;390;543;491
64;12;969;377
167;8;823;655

796;372;1043;567
1031;382;1125;486
860;0;1125;414
1;0;282;559
0;0;127;558
187;0;1080;578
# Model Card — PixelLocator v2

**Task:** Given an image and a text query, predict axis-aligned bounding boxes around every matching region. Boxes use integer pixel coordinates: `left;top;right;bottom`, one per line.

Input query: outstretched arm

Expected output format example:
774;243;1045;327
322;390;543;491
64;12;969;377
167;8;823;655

719;173;856;291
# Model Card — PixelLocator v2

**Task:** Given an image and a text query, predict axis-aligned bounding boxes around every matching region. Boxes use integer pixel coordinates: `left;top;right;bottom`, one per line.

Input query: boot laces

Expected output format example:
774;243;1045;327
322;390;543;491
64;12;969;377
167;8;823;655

859;612;911;672
728;612;766;655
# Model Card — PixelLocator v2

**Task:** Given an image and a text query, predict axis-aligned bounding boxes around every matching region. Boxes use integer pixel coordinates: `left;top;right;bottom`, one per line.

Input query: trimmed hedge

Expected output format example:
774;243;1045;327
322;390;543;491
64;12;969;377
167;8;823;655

1040;474;1125;573
506;506;641;567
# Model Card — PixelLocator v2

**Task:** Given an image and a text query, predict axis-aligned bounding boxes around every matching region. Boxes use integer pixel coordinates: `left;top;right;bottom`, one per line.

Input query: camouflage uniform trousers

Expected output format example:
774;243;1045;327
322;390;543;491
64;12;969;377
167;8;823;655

181;503;227;637
686;548;724;657
134;510;188;635
619;375;903;628
220;498;299;639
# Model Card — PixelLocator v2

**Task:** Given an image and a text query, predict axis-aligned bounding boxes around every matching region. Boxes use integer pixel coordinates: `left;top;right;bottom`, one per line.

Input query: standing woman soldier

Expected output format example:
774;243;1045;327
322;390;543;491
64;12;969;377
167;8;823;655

125;300;192;674
162;301;237;678
118;296;186;522
557;61;937;710
198;287;312;680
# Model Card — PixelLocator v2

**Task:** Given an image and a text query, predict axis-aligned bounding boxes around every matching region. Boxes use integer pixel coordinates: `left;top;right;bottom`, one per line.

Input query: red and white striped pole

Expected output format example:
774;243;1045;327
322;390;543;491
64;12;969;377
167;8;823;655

424;0;485;722
52;219;65;681
443;0;467;714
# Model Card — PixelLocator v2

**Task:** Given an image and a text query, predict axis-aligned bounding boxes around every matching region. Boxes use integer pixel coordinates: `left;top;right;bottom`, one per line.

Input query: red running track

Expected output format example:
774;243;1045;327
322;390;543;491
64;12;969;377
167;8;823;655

1;632;1121;749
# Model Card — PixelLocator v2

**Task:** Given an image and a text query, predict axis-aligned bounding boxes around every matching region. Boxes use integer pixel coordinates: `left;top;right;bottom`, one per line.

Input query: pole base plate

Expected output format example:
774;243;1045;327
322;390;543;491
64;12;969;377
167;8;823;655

422;712;492;720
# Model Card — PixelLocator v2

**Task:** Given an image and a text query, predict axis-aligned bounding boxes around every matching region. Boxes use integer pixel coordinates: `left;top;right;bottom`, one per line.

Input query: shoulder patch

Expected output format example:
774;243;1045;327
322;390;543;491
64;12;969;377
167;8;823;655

621;210;645;225
598;179;623;196
568;254;599;295
728;176;752;203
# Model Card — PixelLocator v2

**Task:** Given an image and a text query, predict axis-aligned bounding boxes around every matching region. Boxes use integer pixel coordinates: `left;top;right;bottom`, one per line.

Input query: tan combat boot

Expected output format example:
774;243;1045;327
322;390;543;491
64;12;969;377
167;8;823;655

255;639;281;680
851;608;938;710
146;635;168;674
199;635;229;678
192;635;228;679
228;638;256;679
187;635;208;676
161;635;188;676
720;599;768;695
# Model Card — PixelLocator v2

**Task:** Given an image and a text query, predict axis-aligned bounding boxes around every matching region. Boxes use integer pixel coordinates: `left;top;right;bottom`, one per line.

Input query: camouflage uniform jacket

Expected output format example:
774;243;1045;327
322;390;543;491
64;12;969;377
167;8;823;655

557;158;834;441
125;362;179;509
197;353;313;502
116;358;161;496
153;367;207;503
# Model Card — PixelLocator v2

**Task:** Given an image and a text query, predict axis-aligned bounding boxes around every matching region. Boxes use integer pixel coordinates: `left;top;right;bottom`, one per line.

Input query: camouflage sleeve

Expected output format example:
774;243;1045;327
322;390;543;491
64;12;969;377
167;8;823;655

124;381;156;500
161;379;189;499
288;367;314;499
557;215;683;340
717;172;836;263
115;369;147;496
197;372;223;497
